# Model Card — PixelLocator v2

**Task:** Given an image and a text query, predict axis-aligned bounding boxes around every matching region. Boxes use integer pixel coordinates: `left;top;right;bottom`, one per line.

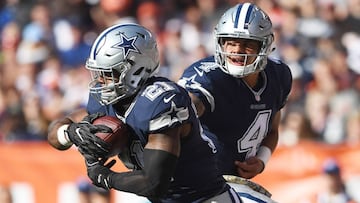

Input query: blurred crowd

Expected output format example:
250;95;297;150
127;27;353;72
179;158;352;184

0;0;359;145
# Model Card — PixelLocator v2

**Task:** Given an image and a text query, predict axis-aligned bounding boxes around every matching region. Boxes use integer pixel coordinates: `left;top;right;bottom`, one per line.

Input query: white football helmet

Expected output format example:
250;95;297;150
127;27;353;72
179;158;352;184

86;23;159;105
214;3;274;78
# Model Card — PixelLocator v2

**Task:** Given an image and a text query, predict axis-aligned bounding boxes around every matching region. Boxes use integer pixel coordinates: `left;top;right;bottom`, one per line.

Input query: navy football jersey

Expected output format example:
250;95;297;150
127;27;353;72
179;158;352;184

87;77;228;202
178;56;292;176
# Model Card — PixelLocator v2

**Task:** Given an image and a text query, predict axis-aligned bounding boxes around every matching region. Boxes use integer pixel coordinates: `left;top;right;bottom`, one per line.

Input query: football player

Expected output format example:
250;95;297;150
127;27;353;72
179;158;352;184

178;3;292;180
47;23;242;203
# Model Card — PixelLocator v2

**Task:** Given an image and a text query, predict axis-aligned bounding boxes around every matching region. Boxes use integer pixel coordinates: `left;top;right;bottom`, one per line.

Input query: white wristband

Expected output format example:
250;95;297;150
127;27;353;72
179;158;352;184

256;146;272;165
57;124;72;147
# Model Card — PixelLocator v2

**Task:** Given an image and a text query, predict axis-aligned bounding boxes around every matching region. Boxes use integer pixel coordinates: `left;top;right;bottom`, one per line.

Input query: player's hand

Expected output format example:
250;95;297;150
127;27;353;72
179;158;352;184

83;154;116;190
66;112;112;158
234;157;265;179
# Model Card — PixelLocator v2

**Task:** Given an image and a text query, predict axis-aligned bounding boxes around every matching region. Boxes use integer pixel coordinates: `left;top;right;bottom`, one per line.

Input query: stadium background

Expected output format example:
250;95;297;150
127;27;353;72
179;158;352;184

0;0;359;202
0;141;360;203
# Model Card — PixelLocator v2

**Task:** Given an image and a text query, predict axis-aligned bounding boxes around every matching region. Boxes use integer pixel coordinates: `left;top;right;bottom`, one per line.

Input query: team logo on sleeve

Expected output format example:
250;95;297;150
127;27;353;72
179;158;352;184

178;74;215;112
149;101;189;131
194;66;204;76
178;74;200;89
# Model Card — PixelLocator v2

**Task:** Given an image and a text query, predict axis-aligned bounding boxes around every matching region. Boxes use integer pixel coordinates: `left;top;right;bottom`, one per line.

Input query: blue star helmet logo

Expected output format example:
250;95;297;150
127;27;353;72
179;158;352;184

112;33;140;58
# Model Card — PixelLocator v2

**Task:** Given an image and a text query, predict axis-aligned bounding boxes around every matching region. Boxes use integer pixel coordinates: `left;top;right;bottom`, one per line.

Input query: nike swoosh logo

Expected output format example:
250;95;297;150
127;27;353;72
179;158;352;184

86;160;99;167
164;94;176;103
194;66;204;76
75;128;84;142
98;174;102;183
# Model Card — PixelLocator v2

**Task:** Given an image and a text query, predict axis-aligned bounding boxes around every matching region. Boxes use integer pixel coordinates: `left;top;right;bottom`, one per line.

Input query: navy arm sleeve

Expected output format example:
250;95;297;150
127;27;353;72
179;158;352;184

109;148;177;199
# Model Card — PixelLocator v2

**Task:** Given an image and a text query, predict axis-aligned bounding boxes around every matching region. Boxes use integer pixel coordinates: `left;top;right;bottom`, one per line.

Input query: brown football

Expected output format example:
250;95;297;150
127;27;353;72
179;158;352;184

92;116;129;158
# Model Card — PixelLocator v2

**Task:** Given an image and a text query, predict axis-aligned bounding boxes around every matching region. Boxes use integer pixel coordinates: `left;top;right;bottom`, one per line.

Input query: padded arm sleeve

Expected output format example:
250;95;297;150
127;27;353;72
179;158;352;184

110;148;178;199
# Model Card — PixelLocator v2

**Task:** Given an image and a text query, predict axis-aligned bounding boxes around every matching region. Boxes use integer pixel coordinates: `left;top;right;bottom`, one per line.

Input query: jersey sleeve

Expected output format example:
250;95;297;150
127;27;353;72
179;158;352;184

178;57;218;113
278;62;293;109
127;81;193;134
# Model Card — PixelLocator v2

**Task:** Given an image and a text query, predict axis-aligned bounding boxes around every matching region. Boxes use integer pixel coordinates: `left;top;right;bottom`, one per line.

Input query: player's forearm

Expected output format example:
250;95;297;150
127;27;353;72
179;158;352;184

256;128;278;173
47;117;74;150
47;109;88;150
110;149;177;198
261;111;281;152
261;131;278;152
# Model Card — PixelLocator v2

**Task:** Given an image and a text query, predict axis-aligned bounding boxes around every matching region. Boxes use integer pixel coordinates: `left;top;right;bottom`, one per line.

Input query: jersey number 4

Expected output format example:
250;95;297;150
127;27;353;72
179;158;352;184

237;110;271;158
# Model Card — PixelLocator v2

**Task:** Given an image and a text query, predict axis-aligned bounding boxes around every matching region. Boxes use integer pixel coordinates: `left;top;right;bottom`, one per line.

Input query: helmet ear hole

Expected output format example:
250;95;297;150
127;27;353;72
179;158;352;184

128;67;147;87
133;67;144;75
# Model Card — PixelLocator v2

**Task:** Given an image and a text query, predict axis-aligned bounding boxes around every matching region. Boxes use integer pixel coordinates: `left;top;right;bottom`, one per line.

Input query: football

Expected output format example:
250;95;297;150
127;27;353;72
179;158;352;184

92;115;129;158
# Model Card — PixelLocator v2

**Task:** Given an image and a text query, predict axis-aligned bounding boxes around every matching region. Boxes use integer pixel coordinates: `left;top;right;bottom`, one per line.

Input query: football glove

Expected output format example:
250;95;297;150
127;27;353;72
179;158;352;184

67;112;112;158
83;153;116;190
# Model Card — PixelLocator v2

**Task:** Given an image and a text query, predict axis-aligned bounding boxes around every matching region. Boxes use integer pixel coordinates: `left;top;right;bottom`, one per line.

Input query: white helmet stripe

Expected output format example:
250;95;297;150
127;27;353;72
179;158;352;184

234;3;253;30
91;25;122;60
